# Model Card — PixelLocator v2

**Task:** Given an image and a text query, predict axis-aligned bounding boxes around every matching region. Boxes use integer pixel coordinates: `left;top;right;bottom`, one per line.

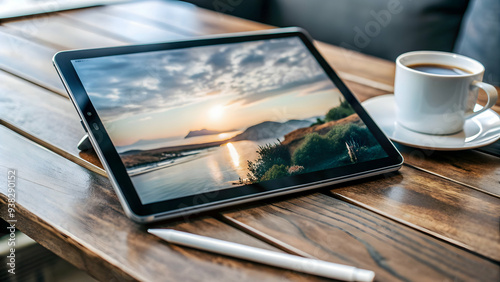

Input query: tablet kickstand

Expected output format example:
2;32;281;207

78;134;93;151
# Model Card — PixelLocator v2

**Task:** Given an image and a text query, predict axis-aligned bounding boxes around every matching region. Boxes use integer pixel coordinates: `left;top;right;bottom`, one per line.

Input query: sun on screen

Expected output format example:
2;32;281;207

209;105;225;120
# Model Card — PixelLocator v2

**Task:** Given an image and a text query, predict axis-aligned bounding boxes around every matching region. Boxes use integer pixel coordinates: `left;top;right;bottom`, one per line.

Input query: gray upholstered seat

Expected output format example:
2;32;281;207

454;0;500;84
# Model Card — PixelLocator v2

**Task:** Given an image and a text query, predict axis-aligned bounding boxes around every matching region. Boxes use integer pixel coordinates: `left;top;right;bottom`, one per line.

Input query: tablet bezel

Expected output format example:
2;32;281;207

54;28;403;223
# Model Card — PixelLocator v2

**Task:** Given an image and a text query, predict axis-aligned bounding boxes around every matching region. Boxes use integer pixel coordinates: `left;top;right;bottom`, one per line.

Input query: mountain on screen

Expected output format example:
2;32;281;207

230;119;312;141
185;129;227;138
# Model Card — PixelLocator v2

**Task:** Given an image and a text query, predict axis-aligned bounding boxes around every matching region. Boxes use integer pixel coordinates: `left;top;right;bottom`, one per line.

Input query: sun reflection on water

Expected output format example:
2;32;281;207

226;142;240;167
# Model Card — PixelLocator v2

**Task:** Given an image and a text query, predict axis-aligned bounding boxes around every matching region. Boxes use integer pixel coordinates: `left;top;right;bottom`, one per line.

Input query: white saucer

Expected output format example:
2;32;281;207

362;94;500;150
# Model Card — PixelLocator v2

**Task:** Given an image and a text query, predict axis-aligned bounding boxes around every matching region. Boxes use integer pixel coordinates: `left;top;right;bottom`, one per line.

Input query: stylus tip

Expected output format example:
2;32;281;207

148;229;173;242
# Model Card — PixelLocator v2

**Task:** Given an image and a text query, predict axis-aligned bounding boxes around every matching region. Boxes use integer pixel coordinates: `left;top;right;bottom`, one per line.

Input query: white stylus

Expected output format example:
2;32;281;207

148;229;375;282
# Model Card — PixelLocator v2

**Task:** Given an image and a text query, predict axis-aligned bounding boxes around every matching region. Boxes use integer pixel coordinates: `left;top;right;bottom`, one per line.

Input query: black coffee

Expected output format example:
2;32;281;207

408;63;472;75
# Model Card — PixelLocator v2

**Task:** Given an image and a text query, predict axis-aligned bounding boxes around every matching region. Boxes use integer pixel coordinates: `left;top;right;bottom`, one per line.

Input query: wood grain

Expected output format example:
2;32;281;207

223;193;500;281
0;27;65;95
332;166;500;262
105;0;273;35
0;71;104;172
0;125;324;281
316;41;396;88
2;14;125;50
396;144;500;197
59;8;186;43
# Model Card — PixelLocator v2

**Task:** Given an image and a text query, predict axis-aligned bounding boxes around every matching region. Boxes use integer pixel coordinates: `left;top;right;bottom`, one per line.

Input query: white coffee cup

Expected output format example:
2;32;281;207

394;51;498;135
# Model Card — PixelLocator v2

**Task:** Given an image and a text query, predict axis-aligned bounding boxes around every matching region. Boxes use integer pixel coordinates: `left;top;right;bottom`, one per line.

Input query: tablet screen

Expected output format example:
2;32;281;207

72;37;388;205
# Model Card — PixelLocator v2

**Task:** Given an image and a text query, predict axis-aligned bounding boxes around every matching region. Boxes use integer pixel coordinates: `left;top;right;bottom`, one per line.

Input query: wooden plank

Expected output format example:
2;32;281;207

332;166;500;262
223;193;500;281
0;125;325;281
68;3;197;38
0;70;103;172
105;0;272;35
396;144;500;197
0;27;65;95
2;14;126;50
316;41;396;89
59;8;186;43
0;70;79;147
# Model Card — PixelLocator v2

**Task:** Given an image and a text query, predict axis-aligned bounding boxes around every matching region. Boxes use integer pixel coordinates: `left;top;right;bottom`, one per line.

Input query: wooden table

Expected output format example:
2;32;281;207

1;1;499;281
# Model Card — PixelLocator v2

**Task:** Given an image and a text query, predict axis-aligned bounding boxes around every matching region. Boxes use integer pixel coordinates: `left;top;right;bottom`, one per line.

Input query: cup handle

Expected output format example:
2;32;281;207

465;81;498;119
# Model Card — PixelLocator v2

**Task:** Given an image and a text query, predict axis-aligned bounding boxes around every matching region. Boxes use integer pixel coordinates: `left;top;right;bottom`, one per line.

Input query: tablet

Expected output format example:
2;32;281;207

53;28;403;223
